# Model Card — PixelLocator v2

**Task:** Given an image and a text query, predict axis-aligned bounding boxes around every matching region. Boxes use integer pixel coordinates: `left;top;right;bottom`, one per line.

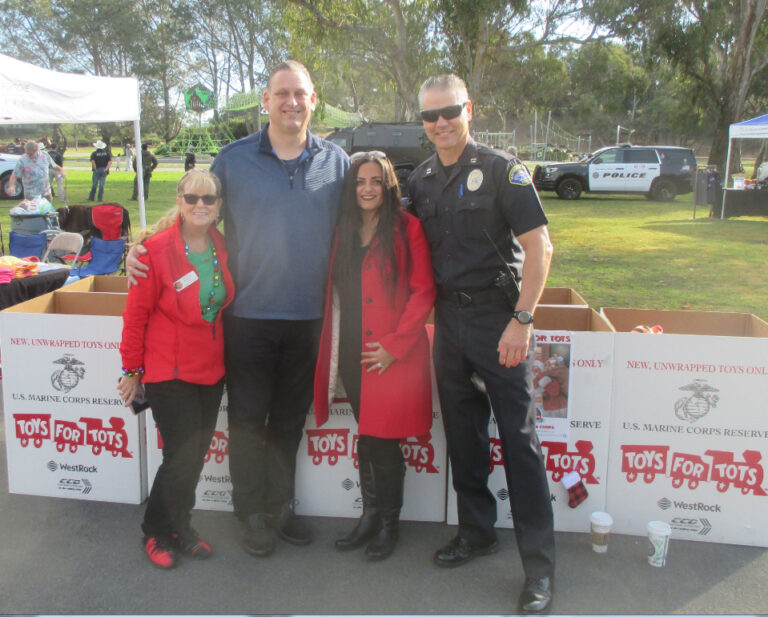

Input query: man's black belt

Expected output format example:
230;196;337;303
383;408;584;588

438;286;504;307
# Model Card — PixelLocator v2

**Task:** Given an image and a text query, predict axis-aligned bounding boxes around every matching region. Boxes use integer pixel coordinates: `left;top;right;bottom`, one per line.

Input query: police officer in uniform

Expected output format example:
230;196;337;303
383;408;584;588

407;74;555;614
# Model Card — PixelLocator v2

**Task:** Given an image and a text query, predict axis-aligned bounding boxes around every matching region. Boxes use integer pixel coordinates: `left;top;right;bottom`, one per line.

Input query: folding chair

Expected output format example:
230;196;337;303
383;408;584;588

91;203;131;241
41;232;84;266
76;236;126;277
9;231;48;259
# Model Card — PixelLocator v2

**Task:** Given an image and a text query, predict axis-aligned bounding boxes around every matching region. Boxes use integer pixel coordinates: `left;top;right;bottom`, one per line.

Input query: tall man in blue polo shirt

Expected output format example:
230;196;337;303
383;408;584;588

127;61;348;557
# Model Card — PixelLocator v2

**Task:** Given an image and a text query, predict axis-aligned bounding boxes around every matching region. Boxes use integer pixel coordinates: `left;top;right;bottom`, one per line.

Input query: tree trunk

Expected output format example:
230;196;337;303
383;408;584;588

752;140;768;178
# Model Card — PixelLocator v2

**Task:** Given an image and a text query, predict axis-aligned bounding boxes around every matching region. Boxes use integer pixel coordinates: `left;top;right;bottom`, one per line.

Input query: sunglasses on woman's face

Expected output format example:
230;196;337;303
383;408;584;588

420;102;468;123
181;193;218;205
350;150;388;163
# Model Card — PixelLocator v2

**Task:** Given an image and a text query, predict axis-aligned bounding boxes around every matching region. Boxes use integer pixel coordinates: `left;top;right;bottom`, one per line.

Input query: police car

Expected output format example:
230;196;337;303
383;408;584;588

533;145;697;201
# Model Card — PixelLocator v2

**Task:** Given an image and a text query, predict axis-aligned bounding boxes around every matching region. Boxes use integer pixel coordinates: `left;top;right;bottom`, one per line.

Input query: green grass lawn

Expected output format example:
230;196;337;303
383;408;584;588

3;169;767;320
542;192;768;319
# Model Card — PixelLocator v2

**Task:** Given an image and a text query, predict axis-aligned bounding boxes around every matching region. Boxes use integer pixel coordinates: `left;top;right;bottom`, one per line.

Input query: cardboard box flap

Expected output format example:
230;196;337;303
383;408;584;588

535;306;614;332
539;287;588;307
2;290;126;316
600;307;768;338
59;276;129;294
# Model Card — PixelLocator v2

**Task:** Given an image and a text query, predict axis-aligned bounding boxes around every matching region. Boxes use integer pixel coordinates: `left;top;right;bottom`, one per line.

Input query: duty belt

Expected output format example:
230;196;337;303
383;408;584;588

438;286;504;307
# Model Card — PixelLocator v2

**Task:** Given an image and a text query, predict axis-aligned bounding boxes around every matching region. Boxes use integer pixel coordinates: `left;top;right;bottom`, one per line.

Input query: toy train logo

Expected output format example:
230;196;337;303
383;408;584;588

304;428;439;473
51;354;85;393
621;444;766;496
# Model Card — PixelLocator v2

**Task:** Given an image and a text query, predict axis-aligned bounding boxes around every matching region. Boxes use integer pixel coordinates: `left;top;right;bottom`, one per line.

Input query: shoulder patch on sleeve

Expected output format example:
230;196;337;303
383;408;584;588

508;163;532;186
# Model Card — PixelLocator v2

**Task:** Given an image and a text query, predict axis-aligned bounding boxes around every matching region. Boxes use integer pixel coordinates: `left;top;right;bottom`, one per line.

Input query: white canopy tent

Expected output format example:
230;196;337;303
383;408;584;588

0;53;147;228
721;112;768;219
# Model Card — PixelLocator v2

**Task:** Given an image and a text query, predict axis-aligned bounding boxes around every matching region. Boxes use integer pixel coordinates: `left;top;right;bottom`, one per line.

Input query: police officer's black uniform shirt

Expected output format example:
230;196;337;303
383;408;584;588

407;140;547;292
90;149;111;168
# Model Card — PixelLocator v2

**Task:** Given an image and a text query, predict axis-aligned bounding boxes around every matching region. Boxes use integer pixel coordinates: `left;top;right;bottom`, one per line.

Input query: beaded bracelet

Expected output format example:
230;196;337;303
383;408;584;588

121;366;145;377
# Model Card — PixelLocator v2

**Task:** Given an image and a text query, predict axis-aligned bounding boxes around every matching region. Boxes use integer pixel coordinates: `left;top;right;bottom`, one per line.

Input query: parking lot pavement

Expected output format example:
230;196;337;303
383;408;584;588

1;402;767;615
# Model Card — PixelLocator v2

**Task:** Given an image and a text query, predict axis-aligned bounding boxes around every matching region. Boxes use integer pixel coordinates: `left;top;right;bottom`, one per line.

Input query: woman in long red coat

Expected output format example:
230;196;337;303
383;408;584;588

314;152;436;561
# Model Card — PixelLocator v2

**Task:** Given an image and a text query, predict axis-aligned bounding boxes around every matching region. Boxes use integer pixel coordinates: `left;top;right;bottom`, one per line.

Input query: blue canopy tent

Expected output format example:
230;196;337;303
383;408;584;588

721;113;768;219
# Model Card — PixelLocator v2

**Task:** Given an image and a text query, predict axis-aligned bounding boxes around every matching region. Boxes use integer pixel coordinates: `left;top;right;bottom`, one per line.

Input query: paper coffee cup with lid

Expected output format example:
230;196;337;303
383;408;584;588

647;520;672;567
589;511;613;553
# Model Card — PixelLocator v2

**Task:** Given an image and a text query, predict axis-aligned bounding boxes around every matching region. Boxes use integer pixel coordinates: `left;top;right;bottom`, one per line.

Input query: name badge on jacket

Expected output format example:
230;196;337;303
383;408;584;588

174;270;199;291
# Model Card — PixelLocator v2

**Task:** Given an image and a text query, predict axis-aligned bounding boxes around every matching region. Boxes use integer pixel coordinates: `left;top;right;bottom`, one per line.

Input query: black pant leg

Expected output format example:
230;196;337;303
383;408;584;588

264;318;322;513
142;380;221;537
433;302;498;545
176;379;224;529
464;302;556;580
224;315;275;519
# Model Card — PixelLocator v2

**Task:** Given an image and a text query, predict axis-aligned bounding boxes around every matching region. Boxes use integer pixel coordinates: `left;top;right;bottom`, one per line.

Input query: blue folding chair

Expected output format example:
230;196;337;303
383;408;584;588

9;231;48;259
76;237;126;277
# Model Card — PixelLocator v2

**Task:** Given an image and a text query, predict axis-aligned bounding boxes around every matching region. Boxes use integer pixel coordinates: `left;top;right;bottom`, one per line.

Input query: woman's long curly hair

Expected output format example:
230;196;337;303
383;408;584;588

332;153;406;294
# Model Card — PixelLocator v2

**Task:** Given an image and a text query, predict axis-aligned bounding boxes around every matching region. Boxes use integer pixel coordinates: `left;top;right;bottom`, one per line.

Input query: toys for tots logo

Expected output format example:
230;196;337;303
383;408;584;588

620;444;766;496
156;427;230;464
305;428;439;473
491;438;599;485
13;413;132;458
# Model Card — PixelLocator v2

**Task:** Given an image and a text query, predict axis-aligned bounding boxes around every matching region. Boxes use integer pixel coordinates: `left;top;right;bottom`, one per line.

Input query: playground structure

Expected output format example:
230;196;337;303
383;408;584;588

160;85;362;156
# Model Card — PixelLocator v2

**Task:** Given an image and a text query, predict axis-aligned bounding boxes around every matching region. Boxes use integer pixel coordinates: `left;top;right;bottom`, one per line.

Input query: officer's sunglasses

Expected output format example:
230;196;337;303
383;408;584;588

420;102;468;123
350;150;388;163
181;193;218;205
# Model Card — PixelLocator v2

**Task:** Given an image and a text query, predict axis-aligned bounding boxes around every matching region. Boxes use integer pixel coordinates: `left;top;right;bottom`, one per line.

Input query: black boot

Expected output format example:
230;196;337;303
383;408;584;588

364;458;404;561
335;453;380;550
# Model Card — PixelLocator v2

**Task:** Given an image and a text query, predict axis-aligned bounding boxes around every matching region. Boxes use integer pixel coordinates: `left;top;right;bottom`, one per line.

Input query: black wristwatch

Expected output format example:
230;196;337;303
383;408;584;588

512;310;534;325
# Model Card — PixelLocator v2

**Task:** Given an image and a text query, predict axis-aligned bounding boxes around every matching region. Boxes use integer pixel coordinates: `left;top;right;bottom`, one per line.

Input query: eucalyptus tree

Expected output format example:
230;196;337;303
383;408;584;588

597;0;768;171
284;0;440;120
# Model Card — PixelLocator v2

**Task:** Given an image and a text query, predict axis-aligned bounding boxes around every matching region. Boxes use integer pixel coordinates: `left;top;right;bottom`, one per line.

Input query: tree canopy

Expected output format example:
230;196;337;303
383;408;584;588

1;0;766;168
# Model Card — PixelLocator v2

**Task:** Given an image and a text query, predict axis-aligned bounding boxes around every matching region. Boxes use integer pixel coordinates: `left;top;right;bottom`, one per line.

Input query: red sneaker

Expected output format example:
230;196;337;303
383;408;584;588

171;528;213;559
143;535;178;569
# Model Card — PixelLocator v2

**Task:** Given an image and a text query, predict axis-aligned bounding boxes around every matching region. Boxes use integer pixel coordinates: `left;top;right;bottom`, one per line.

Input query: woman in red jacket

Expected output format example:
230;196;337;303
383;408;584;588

314;152;436;561
118;170;234;569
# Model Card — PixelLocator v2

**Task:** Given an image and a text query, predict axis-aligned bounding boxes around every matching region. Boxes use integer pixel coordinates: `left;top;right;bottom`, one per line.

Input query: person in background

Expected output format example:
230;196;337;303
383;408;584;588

124;144;133;172
184;146;196;172
118;169;234;569
47;143;66;203
408;74;555;614
131;143;159;200
88;140;111;202
314;151;435;561
7;140;63;200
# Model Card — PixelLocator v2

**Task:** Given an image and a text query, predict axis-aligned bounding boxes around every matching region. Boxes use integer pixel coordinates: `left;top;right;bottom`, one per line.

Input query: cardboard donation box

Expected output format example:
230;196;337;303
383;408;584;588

447;306;615;532
59;275;129;294
295;396;447;522
602;307;768;547
1;290;147;504
296;325;447;522
146;390;232;512
539;287;588;308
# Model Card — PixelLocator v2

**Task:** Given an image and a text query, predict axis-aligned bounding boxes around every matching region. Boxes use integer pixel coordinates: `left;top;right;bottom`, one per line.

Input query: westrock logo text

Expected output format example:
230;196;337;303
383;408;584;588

13;413;132;458
305;429;439;473
621;445;766;496
47;460;98;473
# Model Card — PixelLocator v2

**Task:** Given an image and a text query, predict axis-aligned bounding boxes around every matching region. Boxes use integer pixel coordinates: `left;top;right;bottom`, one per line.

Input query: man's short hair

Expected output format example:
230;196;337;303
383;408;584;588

418;74;469;107
267;60;314;91
24;141;38;154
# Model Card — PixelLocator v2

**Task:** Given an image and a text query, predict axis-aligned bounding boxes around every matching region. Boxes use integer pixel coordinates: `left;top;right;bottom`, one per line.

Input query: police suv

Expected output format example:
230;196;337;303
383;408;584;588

533;145;696;201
